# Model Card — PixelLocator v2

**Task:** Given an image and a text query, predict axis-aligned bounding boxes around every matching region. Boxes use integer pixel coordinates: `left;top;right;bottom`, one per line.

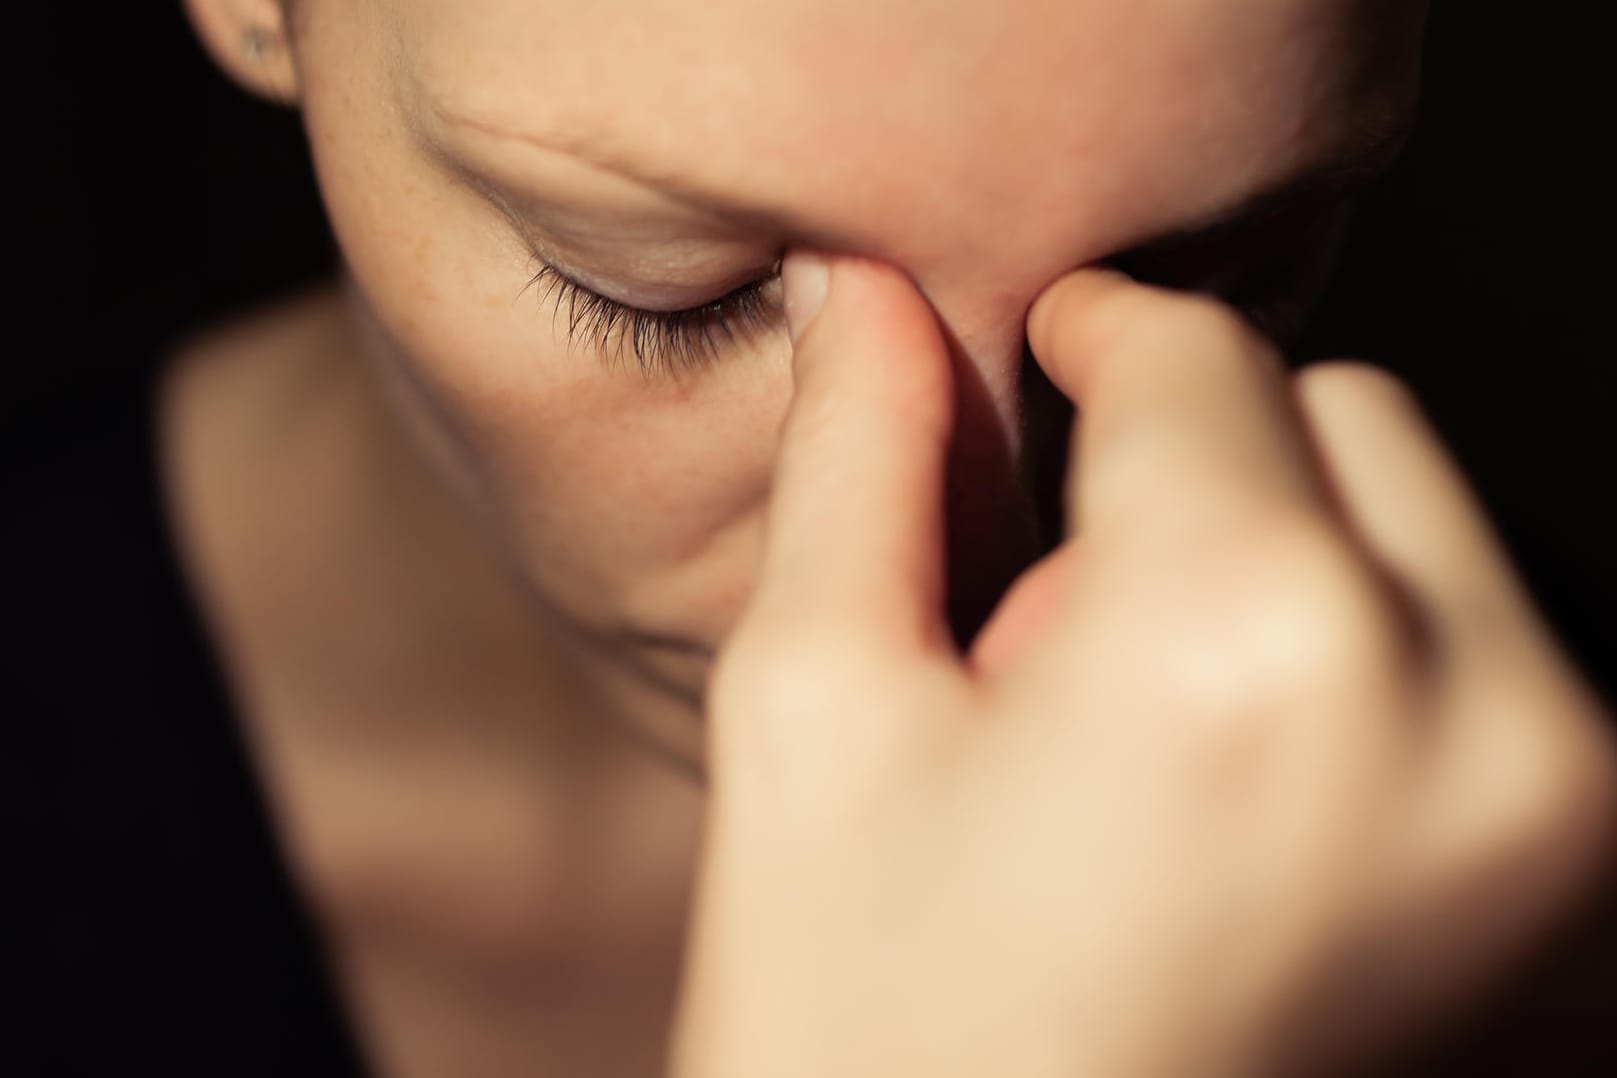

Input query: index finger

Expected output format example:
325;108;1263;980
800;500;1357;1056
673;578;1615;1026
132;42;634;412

1026;269;1337;543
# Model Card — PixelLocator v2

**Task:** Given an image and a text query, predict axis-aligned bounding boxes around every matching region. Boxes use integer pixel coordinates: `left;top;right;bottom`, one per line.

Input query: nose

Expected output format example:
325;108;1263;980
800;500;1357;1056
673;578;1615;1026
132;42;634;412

921;278;1075;648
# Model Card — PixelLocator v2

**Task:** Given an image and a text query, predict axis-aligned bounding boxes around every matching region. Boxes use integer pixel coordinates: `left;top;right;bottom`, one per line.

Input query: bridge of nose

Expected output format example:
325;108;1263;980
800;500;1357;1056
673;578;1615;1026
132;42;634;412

902;268;1078;646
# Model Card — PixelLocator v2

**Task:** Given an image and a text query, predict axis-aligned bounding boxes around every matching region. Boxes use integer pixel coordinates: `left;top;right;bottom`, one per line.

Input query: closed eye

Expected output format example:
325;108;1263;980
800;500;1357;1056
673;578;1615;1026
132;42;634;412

522;260;784;378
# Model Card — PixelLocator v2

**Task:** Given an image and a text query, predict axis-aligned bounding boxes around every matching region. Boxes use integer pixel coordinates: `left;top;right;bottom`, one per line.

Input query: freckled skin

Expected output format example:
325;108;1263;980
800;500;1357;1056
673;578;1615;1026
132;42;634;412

272;0;1425;756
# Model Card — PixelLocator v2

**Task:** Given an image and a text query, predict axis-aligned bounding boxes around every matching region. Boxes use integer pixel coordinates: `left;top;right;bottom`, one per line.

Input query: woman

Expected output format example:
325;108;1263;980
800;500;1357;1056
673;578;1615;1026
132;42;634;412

18;0;1614;1075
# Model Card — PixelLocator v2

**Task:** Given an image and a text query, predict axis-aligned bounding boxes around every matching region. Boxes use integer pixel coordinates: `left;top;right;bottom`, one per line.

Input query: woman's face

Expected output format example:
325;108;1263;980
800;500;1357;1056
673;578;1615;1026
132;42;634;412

279;0;1427;719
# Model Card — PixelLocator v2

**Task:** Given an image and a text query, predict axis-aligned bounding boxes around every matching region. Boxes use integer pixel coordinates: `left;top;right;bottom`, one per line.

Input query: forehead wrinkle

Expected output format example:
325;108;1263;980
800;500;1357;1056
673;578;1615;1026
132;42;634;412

398;0;1407;284
416;93;974;267
394;4;1144;262
413;87;1129;284
425;99;786;231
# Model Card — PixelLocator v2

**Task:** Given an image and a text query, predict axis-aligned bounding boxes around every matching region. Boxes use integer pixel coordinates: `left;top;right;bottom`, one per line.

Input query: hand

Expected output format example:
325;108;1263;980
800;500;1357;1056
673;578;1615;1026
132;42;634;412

668;255;1617;1078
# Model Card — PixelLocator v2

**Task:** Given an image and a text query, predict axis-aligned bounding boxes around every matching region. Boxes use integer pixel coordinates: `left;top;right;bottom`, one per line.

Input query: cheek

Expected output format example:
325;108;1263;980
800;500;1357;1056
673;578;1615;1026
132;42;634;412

445;366;790;643
301;58;792;642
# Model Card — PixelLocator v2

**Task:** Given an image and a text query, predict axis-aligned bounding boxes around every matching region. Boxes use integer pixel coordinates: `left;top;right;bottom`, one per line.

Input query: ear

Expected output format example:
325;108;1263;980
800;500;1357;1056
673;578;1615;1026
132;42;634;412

182;0;301;104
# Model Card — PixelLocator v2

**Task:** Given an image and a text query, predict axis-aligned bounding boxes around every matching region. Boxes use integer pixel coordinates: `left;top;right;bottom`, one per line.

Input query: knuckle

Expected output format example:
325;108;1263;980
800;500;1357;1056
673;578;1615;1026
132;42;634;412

1483;689;1617;873
710;618;900;729
1403;659;1616;913
706;631;854;779
706;622;938;805
1155;521;1411;712
710;630;846;719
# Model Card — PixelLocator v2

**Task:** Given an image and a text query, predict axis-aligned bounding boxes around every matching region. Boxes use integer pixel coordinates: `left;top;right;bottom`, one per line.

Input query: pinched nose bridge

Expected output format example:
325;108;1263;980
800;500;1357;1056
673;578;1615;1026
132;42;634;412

929;316;1074;650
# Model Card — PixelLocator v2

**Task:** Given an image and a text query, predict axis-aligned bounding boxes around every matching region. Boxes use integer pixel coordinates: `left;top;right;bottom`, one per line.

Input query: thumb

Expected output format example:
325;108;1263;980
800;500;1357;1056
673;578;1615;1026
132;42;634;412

709;253;961;800
742;252;959;659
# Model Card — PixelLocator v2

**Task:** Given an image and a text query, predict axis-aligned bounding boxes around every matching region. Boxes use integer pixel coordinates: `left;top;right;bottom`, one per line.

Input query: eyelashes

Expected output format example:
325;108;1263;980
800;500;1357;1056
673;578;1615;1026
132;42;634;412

520;213;1327;379
523;261;783;377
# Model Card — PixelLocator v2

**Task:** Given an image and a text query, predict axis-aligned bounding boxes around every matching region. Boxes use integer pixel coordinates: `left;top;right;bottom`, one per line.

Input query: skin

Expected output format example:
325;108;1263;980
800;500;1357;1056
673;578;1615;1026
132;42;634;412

168;1;1612;1076
186;0;1428;766
676;257;1617;1077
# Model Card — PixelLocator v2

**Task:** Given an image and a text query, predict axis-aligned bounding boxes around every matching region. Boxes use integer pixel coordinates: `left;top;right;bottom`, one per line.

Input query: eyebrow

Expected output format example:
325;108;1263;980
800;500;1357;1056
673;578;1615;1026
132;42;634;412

439;102;1411;256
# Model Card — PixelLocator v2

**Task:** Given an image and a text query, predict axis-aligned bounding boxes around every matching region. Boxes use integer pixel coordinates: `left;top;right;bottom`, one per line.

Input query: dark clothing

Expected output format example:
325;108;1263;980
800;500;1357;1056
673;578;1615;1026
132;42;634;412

5;359;1613;1077
9;361;364;1077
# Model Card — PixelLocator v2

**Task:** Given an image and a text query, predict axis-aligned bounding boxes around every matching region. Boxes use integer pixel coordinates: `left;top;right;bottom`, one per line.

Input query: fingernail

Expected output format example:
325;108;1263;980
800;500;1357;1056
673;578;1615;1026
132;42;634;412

782;251;830;344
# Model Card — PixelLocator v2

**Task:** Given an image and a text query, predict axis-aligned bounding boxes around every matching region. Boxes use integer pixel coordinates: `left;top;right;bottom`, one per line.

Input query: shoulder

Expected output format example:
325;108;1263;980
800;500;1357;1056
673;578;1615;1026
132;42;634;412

157;282;368;650
156;282;373;701
160;282;355;471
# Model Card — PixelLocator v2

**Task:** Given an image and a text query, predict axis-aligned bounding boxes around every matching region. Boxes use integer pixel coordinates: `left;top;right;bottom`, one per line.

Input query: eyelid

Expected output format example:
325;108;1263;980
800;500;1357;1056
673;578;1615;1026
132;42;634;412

522;258;784;378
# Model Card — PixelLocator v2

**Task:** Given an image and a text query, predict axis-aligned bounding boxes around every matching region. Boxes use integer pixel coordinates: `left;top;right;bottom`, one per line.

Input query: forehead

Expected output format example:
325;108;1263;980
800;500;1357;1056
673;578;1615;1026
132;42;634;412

381;0;1418;274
